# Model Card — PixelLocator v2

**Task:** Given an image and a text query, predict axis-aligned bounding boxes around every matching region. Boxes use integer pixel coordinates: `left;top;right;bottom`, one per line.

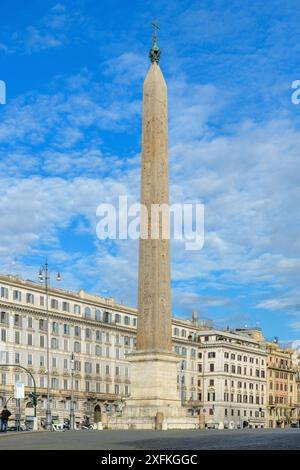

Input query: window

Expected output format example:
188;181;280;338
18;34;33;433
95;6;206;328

39;356;44;366
115;384;120;395
51;338;58;349
28;354;33;365
124;336;130;346
182;347;187;357
85;328;91;339
84;307;91;319
224;364;229;372
104;311;111;323
84;362;92;374
63;324;70;335
51;378;59;389
40;296;44;307
52;322;59;334
27;317;33;329
74;342;81;353
62;302;70;312
105;365;110;375
207;392;215;401
0;312;8;324
75;326;81;337
115;314;121;323
95;310;101;321
182;330;187;338
0;287;8;299
95;330;101;342
74;304;81;315
40;336;45;347
15;331;20;344
50;299;58;309
26;293;34;304
124;316;130;326
95;345;101;356
209;363;214;372
174;328;179;336
39;319;46;331
1;329;6;342
15;352;20;364
208;352;216;358
27;334;33;346
13;290;21;301
209;379;214;386
14;314;22;327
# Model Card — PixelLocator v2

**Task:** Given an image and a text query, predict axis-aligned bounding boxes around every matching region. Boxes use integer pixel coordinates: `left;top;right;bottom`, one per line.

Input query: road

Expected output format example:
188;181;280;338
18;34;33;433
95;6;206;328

0;428;299;450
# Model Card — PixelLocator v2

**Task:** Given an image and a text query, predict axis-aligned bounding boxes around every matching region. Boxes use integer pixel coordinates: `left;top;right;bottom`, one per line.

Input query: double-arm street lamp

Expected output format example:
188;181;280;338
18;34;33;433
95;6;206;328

38;259;61;429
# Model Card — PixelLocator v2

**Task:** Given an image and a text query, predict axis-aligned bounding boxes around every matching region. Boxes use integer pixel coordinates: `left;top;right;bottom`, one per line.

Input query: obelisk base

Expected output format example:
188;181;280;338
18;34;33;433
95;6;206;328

106;351;199;429
125;350;183;417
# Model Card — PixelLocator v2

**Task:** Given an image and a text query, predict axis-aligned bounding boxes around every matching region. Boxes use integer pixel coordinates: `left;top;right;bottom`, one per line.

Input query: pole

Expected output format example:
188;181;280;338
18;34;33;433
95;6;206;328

181;361;184;406
70;352;75;430
45;261;52;429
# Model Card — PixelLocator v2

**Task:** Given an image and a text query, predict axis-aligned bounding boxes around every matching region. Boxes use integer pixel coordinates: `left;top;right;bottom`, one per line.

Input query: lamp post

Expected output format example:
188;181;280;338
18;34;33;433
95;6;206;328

70;352;75;430
181;360;185;406
38;259;61;429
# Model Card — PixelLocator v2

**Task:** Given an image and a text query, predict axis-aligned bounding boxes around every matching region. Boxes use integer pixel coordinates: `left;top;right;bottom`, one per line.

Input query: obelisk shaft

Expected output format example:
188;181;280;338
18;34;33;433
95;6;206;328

136;61;172;352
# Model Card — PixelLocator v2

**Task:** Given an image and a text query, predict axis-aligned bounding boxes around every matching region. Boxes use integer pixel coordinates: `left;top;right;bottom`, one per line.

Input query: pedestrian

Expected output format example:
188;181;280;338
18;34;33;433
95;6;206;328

0;406;11;432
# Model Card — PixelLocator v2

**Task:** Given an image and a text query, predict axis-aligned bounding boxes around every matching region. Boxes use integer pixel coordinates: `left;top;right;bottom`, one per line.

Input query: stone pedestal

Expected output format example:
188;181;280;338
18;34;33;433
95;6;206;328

124;350;182;417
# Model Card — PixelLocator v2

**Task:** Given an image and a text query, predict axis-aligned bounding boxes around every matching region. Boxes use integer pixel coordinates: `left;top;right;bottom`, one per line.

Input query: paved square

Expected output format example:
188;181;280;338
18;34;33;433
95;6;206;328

0;429;299;450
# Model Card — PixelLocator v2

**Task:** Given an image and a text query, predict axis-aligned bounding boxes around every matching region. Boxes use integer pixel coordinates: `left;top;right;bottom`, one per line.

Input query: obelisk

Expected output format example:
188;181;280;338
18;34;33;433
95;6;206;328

125;21;182;422
137;20;172;352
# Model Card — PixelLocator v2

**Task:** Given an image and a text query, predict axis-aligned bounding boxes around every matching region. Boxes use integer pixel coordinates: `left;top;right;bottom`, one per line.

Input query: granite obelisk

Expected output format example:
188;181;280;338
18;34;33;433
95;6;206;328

125;21;182;421
137;21;172;352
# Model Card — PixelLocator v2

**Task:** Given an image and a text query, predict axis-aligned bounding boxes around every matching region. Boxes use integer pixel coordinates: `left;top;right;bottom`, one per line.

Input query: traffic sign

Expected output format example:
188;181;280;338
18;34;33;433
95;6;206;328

14;382;25;399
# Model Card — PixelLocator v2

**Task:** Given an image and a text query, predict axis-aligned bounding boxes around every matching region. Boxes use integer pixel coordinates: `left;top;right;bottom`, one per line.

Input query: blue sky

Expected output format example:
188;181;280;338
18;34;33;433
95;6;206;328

0;0;300;340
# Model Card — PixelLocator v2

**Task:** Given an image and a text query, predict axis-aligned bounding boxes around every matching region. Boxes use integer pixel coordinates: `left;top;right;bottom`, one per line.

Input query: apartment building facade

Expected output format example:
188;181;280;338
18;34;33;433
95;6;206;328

195;329;267;429
265;342;298;428
0;275;201;428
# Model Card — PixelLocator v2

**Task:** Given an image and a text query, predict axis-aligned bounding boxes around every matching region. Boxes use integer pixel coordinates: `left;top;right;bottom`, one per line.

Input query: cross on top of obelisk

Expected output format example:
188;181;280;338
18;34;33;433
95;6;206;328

149;18;161;64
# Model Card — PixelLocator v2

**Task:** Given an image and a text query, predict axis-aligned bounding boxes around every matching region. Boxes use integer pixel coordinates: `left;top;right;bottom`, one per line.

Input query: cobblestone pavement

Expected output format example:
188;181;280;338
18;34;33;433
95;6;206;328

0;428;299;450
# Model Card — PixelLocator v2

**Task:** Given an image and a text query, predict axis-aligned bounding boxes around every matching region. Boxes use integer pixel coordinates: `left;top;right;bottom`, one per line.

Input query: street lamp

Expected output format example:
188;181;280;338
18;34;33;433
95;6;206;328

70;352;75;430
181;361;185;406
38;259;61;429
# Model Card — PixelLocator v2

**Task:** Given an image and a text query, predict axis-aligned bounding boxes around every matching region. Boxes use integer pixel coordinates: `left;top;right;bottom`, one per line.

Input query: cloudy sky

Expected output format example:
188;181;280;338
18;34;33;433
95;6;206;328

0;0;299;340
